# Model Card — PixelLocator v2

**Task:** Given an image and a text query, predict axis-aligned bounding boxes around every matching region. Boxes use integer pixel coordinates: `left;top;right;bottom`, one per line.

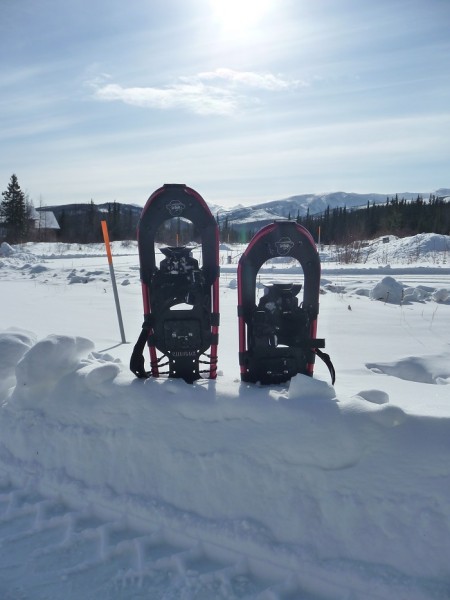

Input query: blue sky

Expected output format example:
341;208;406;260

1;0;449;208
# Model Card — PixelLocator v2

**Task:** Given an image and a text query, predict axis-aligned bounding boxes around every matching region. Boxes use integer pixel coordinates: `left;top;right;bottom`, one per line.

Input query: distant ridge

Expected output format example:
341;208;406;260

40;190;449;236
216;189;448;231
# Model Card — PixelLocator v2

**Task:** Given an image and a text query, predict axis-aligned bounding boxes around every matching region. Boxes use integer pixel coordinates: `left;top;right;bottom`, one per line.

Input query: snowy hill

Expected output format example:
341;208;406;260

231;191;391;220
0;234;450;599
40;189;449;239
214;192;392;231
435;187;450;200
214;189;449;234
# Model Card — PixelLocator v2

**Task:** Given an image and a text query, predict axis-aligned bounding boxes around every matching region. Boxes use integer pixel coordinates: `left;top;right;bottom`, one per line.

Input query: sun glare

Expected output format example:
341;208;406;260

211;0;272;37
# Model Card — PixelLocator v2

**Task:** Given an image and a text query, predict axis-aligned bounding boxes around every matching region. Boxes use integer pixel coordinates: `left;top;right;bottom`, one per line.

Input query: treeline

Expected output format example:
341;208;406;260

217;214;252;244
52;201;141;243
2;174;449;246
48;203;210;245
297;194;450;245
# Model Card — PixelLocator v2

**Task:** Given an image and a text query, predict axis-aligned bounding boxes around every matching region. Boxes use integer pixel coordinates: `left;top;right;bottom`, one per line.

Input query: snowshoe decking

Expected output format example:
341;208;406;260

130;184;219;383
238;221;334;385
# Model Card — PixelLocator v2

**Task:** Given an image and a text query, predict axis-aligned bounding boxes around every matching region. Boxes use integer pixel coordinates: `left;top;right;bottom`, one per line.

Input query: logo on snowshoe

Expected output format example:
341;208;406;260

166;199;185;217
275;237;294;255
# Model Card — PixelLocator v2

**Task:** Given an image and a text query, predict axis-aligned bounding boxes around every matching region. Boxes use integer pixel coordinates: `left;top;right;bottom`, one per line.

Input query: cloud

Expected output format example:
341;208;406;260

94;82;238;116
192;68;304;91
92;68;300;116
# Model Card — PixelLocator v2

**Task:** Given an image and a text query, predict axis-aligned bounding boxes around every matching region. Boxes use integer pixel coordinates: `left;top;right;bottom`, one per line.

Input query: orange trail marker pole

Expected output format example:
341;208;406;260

101;220;126;343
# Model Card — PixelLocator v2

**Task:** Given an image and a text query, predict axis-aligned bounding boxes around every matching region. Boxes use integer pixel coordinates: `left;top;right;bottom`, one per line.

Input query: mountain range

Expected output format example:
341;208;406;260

210;188;450;231
42;189;450;235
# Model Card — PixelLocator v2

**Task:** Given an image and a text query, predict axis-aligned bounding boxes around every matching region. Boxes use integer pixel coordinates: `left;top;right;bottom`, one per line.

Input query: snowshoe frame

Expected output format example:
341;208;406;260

238;221;331;384
131;184;219;382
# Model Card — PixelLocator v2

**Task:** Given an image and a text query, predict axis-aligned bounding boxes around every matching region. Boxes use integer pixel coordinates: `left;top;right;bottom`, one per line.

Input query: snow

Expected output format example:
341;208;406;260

369;276;402;304
0;233;450;599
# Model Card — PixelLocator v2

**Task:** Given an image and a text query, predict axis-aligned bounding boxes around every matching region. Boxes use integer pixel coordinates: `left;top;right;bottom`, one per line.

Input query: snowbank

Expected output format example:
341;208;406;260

1;235;450;597
1;330;450;589
0;242;15;257
367;275;450;305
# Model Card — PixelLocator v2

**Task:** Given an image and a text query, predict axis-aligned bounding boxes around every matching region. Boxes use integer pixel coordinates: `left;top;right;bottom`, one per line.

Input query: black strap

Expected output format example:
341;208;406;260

314;348;336;385
130;321;335;384
130;328;151;378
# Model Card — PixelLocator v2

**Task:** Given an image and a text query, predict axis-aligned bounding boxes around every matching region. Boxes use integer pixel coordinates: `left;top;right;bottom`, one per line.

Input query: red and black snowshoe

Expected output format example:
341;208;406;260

237;221;334;385
130;184;219;383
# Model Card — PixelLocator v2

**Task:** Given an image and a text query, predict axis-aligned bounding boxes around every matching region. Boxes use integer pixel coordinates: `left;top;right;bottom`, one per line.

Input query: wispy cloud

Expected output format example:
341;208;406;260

94;82;238;116
91;69;300;116
188;68;304;91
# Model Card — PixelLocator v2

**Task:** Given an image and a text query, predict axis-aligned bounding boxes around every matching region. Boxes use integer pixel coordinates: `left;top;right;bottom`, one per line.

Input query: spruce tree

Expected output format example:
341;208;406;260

1;174;28;243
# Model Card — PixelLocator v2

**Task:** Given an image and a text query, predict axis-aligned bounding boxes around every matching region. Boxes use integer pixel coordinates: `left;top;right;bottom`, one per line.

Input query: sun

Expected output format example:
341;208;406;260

211;0;272;37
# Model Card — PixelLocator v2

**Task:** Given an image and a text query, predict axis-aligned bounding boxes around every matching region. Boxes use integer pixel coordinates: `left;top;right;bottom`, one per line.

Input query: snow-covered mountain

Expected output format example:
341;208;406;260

231;191;391;221
213;189;449;232
41;190;448;236
435;187;450;199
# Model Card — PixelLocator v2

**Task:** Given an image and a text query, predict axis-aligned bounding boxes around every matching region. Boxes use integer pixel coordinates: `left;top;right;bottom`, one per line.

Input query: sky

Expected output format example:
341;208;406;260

1;0;449;208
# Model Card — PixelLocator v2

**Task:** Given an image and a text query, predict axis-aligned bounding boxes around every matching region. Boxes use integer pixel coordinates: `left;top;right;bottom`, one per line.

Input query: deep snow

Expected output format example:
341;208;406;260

0;234;450;599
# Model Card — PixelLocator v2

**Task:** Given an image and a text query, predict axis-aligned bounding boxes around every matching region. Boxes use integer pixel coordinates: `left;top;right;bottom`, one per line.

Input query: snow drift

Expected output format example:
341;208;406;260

1;234;450;599
1;329;450;598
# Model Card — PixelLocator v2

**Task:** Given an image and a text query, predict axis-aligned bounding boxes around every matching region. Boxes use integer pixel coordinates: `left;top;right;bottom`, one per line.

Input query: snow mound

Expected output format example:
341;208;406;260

370;276;404;303
367;275;449;305
77;361;122;392
0;328;36;394
13;334;95;405
366;233;450;264
367;352;450;384
0;242;39;264
67;270;95;284
403;285;431;302
433;288;450;303
0;242;15;256
288;372;336;401
410;232;449;255
356;388;390;404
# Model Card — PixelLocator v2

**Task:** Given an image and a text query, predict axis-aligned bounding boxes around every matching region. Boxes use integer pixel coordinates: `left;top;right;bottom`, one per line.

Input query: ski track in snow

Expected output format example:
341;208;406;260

1;235;450;599
2;474;449;600
0;479;299;600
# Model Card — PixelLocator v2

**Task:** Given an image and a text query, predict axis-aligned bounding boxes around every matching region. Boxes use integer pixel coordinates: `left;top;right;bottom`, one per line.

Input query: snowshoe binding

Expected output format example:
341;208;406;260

237;221;334;385
130;184;219;383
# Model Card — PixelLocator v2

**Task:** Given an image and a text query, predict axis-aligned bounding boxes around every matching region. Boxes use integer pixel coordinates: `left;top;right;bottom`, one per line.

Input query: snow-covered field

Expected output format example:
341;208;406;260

0;233;450;600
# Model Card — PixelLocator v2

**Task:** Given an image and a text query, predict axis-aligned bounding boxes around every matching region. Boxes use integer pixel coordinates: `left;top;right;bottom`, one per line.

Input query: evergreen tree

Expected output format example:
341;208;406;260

1;174;28;243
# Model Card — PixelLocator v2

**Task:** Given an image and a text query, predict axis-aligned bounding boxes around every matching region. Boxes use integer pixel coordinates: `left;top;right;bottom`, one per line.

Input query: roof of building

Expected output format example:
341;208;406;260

30;208;60;229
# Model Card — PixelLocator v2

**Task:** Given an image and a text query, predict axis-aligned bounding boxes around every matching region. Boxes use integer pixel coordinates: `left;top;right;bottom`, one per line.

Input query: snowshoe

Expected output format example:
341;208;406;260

130;184;219;383
237;221;334;385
